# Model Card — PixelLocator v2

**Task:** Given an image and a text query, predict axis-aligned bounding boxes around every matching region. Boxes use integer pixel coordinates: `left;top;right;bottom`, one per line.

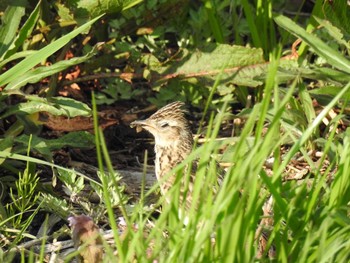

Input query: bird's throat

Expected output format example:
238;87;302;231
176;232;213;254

154;143;192;192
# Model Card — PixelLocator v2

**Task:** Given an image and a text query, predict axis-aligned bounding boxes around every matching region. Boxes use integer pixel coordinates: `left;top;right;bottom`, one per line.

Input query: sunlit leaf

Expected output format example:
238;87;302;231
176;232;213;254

274;15;350;74
4;43;102;90
0;15;102;87
0;3;25;59
2;96;91;118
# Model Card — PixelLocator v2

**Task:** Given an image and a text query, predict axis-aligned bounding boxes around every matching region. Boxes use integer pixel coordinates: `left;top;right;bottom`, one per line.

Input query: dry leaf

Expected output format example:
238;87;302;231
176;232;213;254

68;215;103;263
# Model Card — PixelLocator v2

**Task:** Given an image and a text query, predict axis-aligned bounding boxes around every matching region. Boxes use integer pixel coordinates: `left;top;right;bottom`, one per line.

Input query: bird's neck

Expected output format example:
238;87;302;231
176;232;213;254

154;137;193;180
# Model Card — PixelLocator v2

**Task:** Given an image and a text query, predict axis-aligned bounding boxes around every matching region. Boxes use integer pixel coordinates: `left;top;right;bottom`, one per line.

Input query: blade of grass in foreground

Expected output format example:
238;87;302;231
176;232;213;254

91;92;126;261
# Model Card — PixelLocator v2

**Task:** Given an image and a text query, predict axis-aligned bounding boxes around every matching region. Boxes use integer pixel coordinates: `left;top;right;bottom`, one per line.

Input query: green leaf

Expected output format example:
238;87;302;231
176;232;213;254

314;17;350;50
50;96;91;116
15;132;95;154
39;193;70;218
312;67;350;83
55;3;74;22
309;85;350;97
169;44;265;73
0;14;103;87
0;2;25;59
4;1;41;59
0;50;37;69
241;0;262;48
274;15;350;74
152;45;302;88
322;0;350;36
299;84;316;126
149;44;269;87
0;137;14;165
4;43;101;90
1;96;91;118
65;0;144;19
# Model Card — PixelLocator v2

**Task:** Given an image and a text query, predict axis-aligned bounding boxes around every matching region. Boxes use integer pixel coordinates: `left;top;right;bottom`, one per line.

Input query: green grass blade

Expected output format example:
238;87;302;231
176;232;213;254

203;0;224;43
4;44;100;90
4;1;41;59
0;3;25;59
274;14;350;74
0;14;103;87
241;0;261;48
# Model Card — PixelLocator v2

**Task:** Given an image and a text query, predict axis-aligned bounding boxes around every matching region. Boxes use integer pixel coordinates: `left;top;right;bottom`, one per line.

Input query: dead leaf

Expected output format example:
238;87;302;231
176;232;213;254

39;111;118;132
68;215;103;263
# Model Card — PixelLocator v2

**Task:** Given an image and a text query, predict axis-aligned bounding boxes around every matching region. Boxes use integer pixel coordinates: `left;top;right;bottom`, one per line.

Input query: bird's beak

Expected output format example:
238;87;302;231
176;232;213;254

130;119;150;133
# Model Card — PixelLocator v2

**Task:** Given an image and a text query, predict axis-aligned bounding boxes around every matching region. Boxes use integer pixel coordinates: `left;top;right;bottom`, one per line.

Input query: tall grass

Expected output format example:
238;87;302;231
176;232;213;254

1;1;349;262
89;57;350;262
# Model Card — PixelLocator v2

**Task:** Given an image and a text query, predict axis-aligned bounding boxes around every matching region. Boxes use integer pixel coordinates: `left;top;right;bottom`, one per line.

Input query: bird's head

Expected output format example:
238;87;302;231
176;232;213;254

131;101;193;148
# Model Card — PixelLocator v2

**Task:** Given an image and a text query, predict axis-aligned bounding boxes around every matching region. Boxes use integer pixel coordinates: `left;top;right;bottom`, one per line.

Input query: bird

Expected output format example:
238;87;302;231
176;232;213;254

131;101;220;212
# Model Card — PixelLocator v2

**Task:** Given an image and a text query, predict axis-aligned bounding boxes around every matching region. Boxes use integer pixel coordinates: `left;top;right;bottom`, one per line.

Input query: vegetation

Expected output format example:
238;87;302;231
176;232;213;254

0;0;350;262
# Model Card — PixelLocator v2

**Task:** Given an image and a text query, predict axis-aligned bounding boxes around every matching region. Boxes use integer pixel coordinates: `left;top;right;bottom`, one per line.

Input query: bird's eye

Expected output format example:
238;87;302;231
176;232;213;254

160;122;169;128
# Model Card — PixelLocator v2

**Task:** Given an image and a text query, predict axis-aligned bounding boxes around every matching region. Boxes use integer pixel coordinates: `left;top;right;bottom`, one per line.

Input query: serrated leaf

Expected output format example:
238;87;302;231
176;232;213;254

55;3;74;22
314;17;350;50
39;193;70;218
58;169;84;195
322;0;350;36
163;44;265;74
148;44;271;87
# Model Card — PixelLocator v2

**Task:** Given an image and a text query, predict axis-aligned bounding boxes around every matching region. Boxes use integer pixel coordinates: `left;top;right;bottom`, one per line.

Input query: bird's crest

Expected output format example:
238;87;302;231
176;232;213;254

148;101;187;122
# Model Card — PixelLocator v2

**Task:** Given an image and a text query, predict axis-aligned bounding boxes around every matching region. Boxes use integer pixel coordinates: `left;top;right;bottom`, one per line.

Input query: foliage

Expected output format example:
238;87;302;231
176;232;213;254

0;0;350;262
90;171;128;208
0;0;140;256
0;137;40;243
